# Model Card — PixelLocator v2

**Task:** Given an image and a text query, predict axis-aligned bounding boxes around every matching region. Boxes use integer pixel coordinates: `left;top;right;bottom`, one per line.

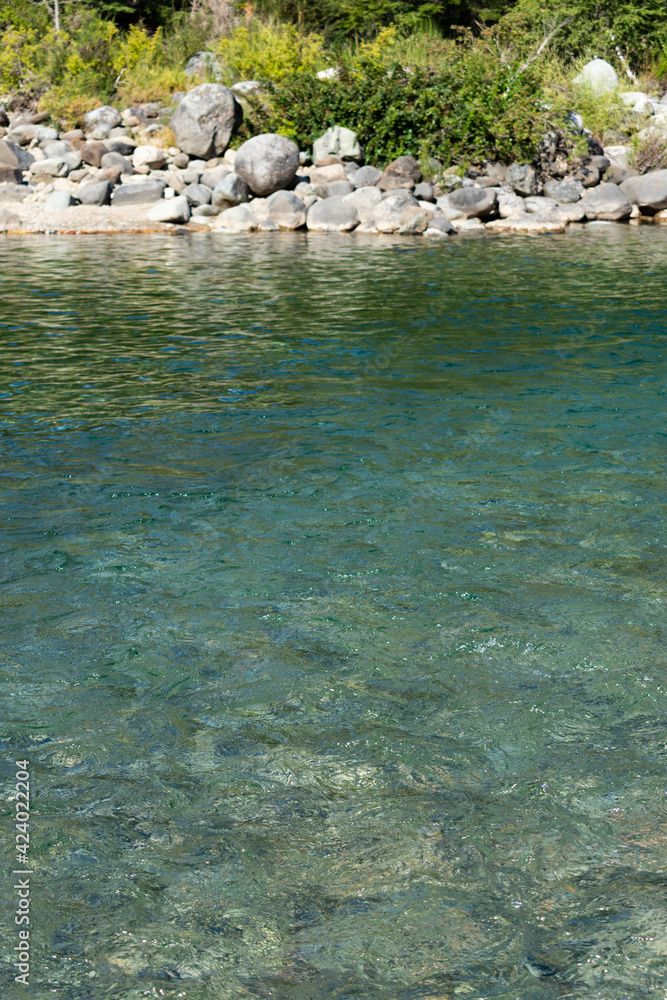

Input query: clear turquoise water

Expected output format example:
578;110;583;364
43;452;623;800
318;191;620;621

1;228;666;1000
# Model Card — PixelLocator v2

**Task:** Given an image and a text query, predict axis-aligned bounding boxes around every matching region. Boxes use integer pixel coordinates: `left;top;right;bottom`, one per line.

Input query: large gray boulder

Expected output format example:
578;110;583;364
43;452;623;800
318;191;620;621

313;126;363;164
306;196;359;231
148;195;191;223
266;190;306;229
579;183;632;220
447;186;497;219
211;172;249;211
111;179;166;206
0;139;34;171
620;170;667;212
84;105;122;130
573;59;618;95
507;163;540;197
171;84;242;159
234;134;299;197
342;185;382;223
77;180;111;205
543;178;585;203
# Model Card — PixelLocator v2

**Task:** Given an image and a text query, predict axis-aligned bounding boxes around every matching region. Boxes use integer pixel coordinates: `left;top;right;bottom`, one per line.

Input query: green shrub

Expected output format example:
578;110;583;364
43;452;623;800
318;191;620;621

218;18;329;83
241;44;554;165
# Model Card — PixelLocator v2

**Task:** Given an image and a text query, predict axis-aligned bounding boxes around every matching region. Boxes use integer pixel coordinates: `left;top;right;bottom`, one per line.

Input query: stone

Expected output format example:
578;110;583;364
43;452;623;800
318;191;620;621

0;139;34;170
309;162;347;184
266;190;306;229
77;180;111;205
579;182;632;220
164;170;185;194
425;215;455;235
307;196;359;231
507;163;540;197
30;158;70;178
414;181;435;201
447;186;497;219
192;204;218;217
0;207;20;230
148;194;191;223
486;214;565;234
215;204;258;231
398;206;430;234
101;151;132;174
185;51;223;80
573;59;618;95
603;145;630;168
497;190;526;217
589;155;610;172
312;126;363;164
0;167;22;184
373;190;419;232
620;170;667;213
173;152;189;168
383;155;422;182
84;105;122;130
34;126;58;142
232;80;262;95
342;185;382;223
234;133;299;196
80;141;108;167
60;129;85;143
199;164;231;189
211;172;249;211
378;174;414;192
0;182;29;202
182;182;212;206
525;196;559;214
351;165;382;188
91;124;113;141
313;180;354;199
258;219;279;231
40;139;71;158
606;164;638;184
171;84;241;159
620;90;649;107
572;163;600;187
543;177;585;203
44;190;74;211
111;179;166;205
132;145;167;170
101;167;122;186
556;202;587;222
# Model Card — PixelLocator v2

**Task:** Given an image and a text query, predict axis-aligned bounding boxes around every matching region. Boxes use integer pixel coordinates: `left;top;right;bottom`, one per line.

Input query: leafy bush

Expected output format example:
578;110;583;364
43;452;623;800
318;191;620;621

241;43;553;165
218;18;329;82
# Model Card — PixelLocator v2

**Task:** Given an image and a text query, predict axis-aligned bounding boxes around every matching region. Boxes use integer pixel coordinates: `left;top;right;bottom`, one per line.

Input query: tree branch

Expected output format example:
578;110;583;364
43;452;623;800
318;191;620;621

517;17;572;75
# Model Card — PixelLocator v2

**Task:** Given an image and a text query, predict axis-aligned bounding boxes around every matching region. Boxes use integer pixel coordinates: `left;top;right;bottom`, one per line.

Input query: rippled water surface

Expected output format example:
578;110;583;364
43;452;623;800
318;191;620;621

1;229;667;1000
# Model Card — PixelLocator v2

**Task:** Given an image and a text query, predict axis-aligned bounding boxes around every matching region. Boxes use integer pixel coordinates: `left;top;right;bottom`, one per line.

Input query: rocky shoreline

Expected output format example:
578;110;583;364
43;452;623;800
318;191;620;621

3;73;667;238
